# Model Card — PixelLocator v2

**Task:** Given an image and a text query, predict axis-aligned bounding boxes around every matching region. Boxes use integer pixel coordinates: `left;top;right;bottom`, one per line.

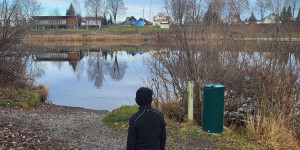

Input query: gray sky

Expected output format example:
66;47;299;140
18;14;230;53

38;0;163;22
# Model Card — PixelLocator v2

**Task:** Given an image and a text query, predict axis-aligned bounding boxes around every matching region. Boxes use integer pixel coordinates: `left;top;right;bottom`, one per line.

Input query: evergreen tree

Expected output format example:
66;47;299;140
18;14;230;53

108;15;113;25
203;4;220;25
281;6;288;23
249;13;257;23
102;13;108;25
296;8;300;24
66;9;70;16
287;5;292;22
66;3;75;16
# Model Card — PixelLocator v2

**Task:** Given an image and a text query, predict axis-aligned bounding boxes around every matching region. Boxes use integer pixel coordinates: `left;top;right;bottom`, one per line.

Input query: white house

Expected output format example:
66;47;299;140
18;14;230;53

82;17;103;29
153;13;171;28
263;13;280;24
224;14;241;24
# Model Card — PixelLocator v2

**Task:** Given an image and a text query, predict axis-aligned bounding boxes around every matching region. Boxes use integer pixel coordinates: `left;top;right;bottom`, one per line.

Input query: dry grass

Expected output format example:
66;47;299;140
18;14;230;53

33;85;49;102
26;34;142;44
246;113;299;150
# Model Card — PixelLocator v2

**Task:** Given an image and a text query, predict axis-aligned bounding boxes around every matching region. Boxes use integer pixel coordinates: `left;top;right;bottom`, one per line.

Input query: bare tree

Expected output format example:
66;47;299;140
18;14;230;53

266;0;284;15
84;0;103;18
209;0;226;19
49;7;61;16
107;51;128;81
21;0;43;19
256;0;266;20
72;0;82;15
290;0;299;19
0;0;33;87
226;0;249;19
106;0;126;25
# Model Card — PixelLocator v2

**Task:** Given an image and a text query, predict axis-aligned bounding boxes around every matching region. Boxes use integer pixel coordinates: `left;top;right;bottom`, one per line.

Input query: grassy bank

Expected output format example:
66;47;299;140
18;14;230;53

0;85;48;109
103;105;267;149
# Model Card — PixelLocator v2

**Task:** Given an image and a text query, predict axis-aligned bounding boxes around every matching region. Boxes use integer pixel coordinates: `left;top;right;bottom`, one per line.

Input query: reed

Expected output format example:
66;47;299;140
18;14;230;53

246;112;299;150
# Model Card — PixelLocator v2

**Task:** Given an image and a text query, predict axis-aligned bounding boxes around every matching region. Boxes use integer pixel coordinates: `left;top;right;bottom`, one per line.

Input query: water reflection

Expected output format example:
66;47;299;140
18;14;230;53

28;48;146;111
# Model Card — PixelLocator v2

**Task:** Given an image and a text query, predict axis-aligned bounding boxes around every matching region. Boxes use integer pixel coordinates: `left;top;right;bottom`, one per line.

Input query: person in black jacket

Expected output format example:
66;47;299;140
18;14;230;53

127;87;166;150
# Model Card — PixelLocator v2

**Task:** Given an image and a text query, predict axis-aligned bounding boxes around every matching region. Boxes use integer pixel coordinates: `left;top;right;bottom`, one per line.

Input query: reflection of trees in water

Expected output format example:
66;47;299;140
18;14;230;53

87;51;106;89
51;62;63;70
27;55;45;79
74;59;85;79
86;50;128;88
107;51;128;81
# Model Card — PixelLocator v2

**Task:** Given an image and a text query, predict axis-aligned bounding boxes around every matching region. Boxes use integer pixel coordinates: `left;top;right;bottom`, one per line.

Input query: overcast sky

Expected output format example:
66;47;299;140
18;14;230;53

38;0;163;22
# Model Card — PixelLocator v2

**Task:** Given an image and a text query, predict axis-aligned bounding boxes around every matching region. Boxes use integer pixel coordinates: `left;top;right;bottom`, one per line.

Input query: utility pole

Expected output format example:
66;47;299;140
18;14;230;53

143;8;145;26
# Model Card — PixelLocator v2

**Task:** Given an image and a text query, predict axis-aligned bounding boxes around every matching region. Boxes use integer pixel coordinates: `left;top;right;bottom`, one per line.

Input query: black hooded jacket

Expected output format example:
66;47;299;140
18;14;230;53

127;105;166;150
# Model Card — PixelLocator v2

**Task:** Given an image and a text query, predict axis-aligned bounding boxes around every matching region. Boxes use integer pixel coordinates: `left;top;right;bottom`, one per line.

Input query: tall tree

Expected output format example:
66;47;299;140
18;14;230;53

296;8;300;24
291;0;299;19
203;3;220;25
249;12;257;23
108;14;113;25
72;0;82;15
107;0;126;25
102;13;107;25
226;0;249;19
84;0;103;17
287;5;292;21
281;6;288;23
21;0;43;20
256;0;266;20
66;3;75;16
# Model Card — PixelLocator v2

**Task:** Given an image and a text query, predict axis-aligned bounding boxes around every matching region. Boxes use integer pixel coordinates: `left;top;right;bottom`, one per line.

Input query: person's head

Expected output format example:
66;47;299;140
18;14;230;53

135;87;153;106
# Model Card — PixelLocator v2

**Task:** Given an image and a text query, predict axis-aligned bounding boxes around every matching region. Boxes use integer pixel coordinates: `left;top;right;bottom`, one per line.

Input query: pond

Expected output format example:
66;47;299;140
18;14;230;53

26;43;299;112
27;48;150;111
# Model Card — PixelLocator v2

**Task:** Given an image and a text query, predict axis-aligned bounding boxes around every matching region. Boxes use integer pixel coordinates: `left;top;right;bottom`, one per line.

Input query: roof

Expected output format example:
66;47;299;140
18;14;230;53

125;16;137;22
138;18;152;25
153;13;170;20
32;16;76;20
85;17;104;20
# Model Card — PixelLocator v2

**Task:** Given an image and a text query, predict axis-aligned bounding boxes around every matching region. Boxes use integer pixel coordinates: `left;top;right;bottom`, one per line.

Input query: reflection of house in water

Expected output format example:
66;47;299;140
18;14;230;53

127;50;144;56
35;51;84;61
35;51;85;71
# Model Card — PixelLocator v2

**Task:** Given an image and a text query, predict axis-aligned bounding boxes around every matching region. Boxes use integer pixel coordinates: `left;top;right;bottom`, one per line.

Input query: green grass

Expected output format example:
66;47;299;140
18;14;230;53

102;105;139;130
103;105;268;149
177;125;268;150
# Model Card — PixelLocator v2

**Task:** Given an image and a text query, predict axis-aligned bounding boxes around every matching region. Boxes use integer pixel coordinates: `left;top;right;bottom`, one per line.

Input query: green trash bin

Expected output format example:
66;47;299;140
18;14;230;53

202;84;225;133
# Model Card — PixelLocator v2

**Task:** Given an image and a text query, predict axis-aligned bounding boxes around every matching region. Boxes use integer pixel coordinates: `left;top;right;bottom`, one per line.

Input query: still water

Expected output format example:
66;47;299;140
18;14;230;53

28;49;149;111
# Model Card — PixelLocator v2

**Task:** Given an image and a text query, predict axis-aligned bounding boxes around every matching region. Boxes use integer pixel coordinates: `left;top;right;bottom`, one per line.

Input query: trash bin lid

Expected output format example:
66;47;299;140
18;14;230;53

204;84;225;88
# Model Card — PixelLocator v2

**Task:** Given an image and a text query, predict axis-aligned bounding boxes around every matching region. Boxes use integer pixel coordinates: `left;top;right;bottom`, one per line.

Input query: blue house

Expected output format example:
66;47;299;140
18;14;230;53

124;16;143;26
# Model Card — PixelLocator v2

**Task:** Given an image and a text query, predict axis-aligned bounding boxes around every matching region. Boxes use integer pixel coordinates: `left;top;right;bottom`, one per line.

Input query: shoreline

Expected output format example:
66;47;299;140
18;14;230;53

0;103;126;149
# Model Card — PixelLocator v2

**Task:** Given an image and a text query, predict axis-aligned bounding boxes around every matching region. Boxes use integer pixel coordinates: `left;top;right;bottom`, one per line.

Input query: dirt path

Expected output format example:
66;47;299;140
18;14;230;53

0;104;215;150
0;104;126;150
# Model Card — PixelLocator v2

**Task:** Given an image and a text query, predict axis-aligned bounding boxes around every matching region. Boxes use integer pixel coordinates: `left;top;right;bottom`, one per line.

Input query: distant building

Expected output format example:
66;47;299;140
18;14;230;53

124;16;143;26
138;18;152;25
153;13;171;28
33;16;77;29
263;13;280;24
82;17;103;29
224;14;241;24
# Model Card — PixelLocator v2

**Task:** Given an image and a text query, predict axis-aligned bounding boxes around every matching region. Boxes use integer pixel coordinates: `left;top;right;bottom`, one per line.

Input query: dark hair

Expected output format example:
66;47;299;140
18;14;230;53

135;87;153;106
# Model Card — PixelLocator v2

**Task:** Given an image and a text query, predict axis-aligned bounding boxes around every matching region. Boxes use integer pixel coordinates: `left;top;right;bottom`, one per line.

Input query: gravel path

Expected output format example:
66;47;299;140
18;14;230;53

0;104;215;150
0;104;126;150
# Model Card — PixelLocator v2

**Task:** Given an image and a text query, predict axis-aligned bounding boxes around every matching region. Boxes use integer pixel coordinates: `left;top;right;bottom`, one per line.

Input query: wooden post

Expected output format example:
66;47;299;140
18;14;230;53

188;81;194;121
